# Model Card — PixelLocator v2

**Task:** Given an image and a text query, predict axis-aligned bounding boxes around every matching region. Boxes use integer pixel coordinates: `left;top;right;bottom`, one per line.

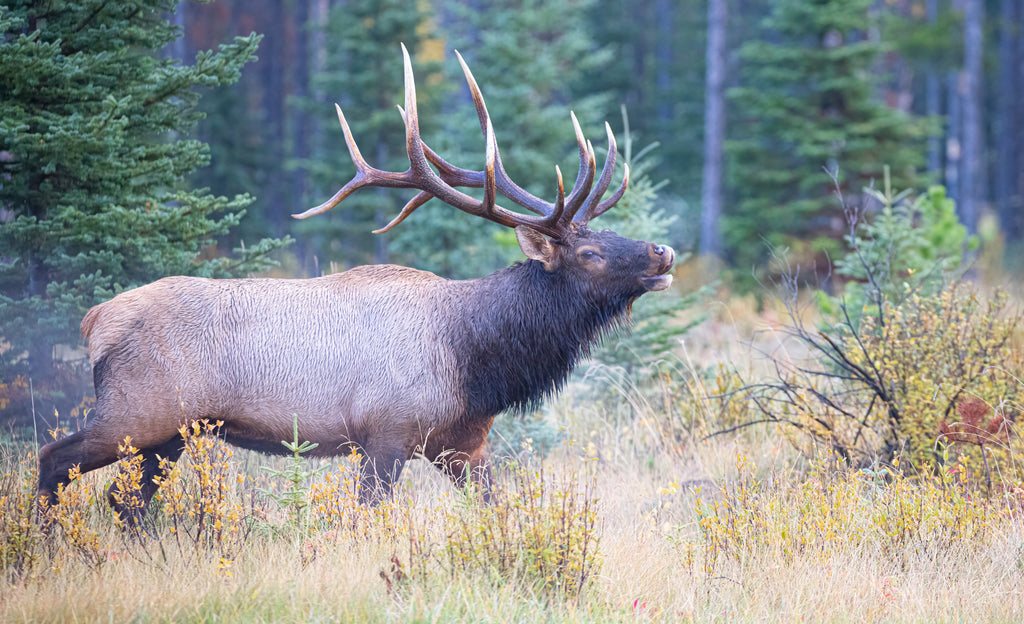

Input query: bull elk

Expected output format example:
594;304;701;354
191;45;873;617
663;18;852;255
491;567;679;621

37;45;675;519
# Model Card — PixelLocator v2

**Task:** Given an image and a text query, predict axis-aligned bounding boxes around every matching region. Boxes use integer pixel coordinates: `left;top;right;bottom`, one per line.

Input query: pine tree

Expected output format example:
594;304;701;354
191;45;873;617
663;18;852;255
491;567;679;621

296;0;442;271
0;1;288;422
725;0;930;277
584;0;708;201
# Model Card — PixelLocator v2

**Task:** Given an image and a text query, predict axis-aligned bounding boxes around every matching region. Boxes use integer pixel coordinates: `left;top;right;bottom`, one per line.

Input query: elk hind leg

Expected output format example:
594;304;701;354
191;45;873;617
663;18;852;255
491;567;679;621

38;430;120;508
106;435;185;526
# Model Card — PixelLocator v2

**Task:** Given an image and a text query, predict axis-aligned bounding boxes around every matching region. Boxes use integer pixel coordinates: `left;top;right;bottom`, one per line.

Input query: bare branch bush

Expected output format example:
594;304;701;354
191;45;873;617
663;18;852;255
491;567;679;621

714;172;1024;486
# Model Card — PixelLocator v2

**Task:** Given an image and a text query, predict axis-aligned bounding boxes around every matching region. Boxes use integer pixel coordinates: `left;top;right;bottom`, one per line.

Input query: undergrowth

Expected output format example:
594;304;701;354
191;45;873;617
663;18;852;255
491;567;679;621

1;364;1021;622
1;420;601;602
675;451;1021;580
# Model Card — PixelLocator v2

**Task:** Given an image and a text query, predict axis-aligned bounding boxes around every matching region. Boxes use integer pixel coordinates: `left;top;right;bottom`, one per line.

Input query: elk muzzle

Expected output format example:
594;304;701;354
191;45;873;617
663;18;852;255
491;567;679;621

640;244;675;291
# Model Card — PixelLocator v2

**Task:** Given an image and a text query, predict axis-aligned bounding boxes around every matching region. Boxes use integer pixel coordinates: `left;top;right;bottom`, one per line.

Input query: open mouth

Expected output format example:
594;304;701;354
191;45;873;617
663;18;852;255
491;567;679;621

640;274;673;291
640;246;676;291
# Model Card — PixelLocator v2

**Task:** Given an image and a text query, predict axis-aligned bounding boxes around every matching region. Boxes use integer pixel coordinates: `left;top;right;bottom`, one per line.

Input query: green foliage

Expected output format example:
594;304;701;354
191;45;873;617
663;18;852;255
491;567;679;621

108;438;148;531
0;1;289;421
728;172;1020;482
259;415;326;529
151;420;257;563
839;289;1022;478
725;0;931;279
822;170;977;323
3;436;602;601
737;280;1023;482
14;419;258;577
681;452;1016;580
796;176;1015;478
389;462;601;600
0;452;41;581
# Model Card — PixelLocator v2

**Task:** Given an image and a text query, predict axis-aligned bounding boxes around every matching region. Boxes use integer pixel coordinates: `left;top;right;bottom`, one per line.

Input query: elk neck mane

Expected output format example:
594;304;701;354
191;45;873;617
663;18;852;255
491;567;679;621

450;258;635;420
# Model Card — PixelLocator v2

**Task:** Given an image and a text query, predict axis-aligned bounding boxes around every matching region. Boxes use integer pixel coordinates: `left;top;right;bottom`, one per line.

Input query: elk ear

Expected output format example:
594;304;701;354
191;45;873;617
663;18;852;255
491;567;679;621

515;226;558;270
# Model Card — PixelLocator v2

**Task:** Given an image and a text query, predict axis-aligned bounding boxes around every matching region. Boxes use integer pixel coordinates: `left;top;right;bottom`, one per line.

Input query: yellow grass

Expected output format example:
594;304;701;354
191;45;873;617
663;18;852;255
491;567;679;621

4;429;1023;622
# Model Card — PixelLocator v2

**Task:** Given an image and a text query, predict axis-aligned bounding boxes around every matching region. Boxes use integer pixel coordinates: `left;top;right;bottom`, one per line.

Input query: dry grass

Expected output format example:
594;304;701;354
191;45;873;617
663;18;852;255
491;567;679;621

2;299;1023;623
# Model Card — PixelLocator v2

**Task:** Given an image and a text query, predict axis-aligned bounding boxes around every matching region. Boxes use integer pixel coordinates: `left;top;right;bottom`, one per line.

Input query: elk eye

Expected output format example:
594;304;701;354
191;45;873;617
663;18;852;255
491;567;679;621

580;250;598;260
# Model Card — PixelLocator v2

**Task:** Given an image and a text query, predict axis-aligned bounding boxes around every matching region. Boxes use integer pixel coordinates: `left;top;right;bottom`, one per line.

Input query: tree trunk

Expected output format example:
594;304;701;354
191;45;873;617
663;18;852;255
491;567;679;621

1014;0;1024;245
700;0;726;258
292;0;311;218
945;70;961;207
925;0;941;175
959;0;984;234
170;1;187;61
996;0;1022;244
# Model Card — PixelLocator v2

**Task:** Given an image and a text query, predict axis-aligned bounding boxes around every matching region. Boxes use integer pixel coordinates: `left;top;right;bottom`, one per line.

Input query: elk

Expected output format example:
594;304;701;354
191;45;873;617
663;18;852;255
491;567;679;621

37;45;675;520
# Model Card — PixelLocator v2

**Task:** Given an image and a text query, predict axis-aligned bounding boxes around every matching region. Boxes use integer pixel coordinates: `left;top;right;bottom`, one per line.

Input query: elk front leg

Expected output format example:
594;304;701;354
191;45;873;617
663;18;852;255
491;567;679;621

357;443;408;505
429;416;494;502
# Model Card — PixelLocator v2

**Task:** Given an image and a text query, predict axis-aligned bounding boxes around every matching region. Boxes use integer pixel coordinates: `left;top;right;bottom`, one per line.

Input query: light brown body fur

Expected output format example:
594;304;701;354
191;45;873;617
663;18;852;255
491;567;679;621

81;269;463;453
39;267;497;512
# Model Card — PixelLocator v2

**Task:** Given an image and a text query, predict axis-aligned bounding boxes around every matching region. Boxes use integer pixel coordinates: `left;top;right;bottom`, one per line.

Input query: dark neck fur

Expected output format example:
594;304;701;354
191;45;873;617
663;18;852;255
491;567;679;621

451;260;633;419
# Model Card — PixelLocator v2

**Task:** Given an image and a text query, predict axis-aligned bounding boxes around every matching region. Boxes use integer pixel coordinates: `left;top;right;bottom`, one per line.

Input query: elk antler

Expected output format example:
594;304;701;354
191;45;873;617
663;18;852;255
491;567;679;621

294;44;628;239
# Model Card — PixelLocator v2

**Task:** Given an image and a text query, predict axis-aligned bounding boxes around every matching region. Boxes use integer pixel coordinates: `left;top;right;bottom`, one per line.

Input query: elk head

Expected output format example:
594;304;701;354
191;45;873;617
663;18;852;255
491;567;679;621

294;44;675;298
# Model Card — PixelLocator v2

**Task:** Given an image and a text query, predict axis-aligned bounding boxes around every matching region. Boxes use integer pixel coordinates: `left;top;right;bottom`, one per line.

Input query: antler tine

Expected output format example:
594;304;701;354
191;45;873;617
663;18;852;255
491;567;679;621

373;191;433;234
482;117;565;231
396;45;565;236
395;106;480;187
591;163;630;220
298;45;448;223
573;122;624;223
560;112;598;222
552;165;566;221
482;117;498;213
297;46;449;220
455;50;488;136
371;43;486;230
293;105;382;219
304;44;585;239
455;50;556;217
400;44;434;179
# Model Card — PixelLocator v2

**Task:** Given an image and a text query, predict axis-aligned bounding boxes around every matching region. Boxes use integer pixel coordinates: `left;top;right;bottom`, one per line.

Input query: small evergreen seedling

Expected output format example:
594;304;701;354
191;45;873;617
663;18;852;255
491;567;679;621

260;415;325;529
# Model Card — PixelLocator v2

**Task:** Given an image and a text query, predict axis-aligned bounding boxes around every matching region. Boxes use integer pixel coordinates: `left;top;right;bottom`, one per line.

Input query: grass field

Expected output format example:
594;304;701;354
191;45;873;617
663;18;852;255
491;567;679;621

2;292;1023;623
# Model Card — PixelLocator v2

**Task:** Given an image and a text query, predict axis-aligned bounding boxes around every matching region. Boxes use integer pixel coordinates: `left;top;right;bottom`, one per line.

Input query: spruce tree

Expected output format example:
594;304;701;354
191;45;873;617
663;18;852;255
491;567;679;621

296;0;442;270
442;0;613;194
725;0;930;277
584;0;707;200
0;1;288;422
